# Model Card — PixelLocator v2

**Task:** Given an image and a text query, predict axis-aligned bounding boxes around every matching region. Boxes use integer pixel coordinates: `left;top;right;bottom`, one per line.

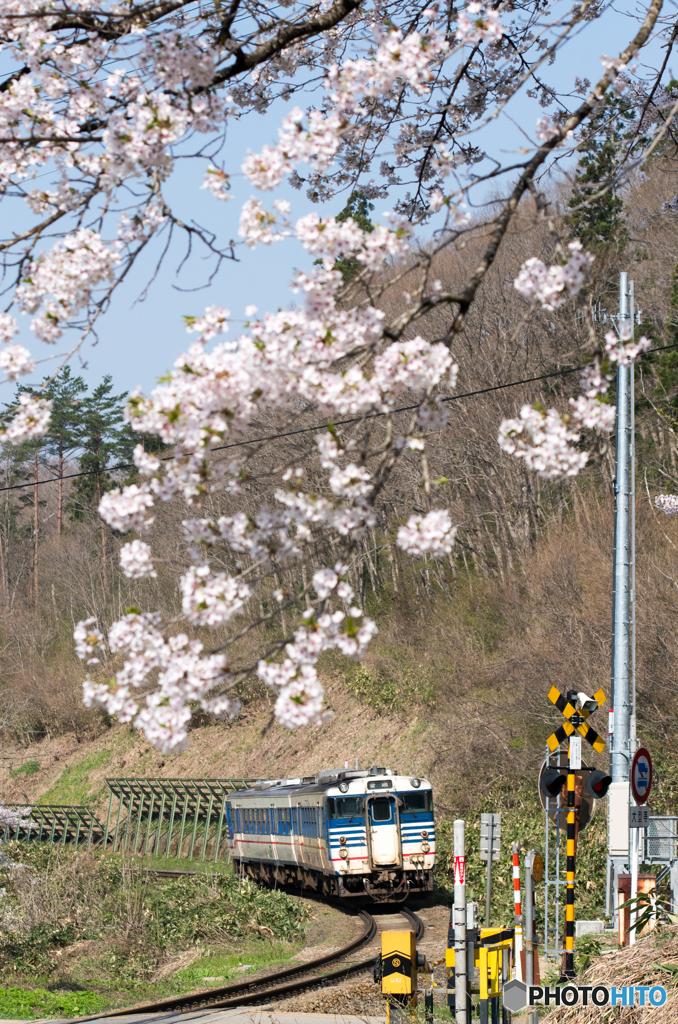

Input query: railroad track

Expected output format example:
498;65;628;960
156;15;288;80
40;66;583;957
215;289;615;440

80;877;423;1019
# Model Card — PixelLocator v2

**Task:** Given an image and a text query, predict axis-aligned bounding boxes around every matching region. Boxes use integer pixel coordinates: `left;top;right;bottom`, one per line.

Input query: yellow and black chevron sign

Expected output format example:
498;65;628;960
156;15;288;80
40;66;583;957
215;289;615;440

545;687;606;754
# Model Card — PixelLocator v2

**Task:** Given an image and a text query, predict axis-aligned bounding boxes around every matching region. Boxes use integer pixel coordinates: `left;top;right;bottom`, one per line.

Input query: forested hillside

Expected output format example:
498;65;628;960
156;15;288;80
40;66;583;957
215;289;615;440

2;150;678;816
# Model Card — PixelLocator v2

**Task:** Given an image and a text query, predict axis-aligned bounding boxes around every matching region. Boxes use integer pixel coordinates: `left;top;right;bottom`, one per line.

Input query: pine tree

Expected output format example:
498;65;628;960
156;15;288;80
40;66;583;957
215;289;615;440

38;366;87;535
315;190;375;282
565;94;638;254
70;376;135;588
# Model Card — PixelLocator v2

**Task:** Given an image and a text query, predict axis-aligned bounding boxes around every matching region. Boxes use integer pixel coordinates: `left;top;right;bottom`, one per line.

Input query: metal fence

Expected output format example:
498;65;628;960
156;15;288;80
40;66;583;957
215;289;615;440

644;816;678;864
103;778;257;862
3;805;104;848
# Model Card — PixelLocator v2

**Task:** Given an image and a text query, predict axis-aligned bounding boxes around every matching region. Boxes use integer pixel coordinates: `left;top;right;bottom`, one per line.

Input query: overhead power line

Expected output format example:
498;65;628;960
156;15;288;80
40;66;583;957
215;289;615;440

0;341;674;496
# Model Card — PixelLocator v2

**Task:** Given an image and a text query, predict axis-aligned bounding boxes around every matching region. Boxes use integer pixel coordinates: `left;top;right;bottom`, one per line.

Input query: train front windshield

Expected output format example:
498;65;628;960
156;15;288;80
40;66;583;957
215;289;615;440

399;791;433;818
328;796;364;823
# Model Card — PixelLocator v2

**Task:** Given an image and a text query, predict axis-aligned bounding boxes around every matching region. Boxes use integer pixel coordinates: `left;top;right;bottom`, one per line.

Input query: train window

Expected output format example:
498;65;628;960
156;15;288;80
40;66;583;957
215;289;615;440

399;791;433;816
367;780;392;790
371;797;393;822
329;797;364;820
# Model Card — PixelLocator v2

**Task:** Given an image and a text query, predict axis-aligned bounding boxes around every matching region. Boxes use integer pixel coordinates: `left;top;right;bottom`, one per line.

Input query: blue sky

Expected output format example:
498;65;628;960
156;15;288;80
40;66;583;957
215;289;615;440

8;0;674;400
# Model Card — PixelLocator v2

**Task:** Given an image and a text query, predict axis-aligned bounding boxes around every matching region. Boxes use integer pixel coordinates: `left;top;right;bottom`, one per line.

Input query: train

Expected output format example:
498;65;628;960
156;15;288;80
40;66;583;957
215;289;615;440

225;765;435;901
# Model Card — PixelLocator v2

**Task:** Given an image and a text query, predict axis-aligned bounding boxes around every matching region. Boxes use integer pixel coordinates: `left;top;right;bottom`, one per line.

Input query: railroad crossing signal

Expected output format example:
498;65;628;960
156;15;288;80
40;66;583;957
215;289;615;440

545;687;607;754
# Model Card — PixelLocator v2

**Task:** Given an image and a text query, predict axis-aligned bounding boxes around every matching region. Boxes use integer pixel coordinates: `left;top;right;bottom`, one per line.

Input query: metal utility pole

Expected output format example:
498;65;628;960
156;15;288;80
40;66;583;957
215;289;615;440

607;272;635;926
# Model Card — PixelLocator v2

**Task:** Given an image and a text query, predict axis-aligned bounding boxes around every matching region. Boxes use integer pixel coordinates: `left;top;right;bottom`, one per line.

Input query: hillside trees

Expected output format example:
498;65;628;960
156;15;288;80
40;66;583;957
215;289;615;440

0;0;672;747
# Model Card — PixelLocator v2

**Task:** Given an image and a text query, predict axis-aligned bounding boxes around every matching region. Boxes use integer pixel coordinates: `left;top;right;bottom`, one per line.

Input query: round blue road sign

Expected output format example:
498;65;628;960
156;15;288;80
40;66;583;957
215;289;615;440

631;747;653;806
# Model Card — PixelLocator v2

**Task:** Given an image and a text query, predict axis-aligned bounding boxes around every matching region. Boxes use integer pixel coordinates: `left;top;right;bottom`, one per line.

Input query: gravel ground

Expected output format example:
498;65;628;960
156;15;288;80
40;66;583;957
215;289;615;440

268;902;452;1017
272;976;387;1017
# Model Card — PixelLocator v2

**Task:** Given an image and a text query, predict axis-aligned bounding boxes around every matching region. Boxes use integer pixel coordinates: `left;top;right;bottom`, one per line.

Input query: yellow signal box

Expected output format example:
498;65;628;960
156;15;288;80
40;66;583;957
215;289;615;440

381;930;416;996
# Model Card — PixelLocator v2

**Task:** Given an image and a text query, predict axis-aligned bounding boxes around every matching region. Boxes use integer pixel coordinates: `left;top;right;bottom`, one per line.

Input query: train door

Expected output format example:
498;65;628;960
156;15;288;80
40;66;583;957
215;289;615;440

367;795;402;867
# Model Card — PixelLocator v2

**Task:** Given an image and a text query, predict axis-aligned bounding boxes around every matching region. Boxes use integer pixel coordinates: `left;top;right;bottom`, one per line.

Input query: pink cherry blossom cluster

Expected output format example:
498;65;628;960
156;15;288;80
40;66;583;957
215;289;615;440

79;611;239;753
328;26;450;112
498;404;590;479
604;330;651;365
243;26;449;193
184;306;231;340
455;3;505;44
74;616;106;665
601;54;628;95
132;444;161;477
535;117;574;146
373;337;458;399
239;199;291;248
0;314;17;343
242;107;345;191
1;393;52;442
119;540;157;580
179;566;252;627
15;228;120;343
655;494;678;515
257;573;377;728
0;345;35;380
397;509;457;557
514;241;594;310
99;484;155;533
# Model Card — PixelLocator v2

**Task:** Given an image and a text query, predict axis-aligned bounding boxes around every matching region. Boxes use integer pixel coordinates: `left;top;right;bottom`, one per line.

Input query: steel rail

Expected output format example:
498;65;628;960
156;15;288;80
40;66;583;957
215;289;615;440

76;877;424;1019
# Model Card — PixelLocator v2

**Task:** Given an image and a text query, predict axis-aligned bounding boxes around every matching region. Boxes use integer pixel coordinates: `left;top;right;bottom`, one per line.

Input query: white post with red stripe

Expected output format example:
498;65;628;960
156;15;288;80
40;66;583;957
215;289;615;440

453;819;467;1024
512;841;523;981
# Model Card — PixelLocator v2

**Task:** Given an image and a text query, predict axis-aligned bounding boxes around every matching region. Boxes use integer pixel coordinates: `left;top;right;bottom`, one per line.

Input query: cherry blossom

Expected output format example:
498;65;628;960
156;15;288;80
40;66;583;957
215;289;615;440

179;566;251;626
514;241;594;310
656;495;678;515
0;0;653;747
604;331;652;365
15;229;120;343
0;314;18;343
397;509;458;557
0;345;35;380
120;540;157;579
1;393;52;442
74;617;106;666
499;405;589;480
184;306;231;340
455;3;505;44
99;484;155;534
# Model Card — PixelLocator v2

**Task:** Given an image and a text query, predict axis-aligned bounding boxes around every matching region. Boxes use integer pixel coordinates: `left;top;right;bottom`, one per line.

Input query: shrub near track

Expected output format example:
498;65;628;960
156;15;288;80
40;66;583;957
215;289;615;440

0;844;308;996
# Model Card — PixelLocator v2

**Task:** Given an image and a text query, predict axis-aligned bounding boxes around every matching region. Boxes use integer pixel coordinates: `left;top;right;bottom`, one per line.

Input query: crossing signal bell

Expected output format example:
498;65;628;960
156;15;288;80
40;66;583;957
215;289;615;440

540;767;567;799
585;769;612;799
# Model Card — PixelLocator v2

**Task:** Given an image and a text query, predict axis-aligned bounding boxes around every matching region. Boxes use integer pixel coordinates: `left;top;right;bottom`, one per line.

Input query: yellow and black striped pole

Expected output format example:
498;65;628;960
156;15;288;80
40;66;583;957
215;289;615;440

565;764;576;978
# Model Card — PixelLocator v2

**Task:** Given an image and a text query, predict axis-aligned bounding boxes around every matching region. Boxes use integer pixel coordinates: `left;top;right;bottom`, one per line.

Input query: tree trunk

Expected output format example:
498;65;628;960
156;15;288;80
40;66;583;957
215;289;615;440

0;530;7;606
33;449;38;609
97;468;108;591
58;437;63;535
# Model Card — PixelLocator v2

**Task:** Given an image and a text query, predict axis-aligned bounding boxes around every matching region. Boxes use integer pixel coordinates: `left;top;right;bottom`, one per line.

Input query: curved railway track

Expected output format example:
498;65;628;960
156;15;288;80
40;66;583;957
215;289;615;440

82;872;424;1019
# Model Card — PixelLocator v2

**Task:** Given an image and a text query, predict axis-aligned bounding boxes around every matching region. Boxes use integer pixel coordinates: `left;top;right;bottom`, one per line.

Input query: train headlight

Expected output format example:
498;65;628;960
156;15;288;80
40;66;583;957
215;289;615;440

411;778;421;788
339;847;349;859
421;831;429;839
339;782;349;793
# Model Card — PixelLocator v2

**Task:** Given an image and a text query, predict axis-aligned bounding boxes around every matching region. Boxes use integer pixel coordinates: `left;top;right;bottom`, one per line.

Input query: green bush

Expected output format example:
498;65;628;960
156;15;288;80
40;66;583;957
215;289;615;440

0;845;308;977
0;986;103;1019
9;760;40;778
